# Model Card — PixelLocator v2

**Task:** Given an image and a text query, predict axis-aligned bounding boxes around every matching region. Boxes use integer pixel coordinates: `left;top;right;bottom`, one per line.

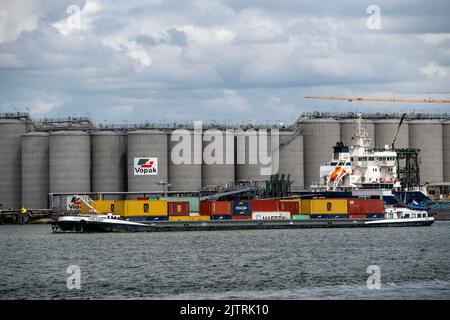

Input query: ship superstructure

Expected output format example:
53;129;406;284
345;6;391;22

319;115;401;191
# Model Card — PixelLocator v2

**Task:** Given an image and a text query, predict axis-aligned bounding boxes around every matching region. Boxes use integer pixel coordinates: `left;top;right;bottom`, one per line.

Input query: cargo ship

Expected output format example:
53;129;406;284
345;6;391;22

51;115;437;233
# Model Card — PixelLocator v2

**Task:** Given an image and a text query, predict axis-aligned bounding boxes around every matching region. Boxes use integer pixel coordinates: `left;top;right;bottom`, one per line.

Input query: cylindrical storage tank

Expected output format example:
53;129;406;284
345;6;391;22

302;119;340;189
127;130;168;192
340;119;375;147
444;121;450;182
409;120;443;184
235;129;275;186
0;119;26;209
278;131;304;191
49;131;91;194
375;119;409;149
21;132;49;209
91;131;126;197
169;129;202;191
202;128;235;187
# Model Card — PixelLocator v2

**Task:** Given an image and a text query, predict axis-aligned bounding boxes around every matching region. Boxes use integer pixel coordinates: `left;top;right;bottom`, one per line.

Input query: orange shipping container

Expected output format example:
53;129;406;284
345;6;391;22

168;202;189;216
279;201;300;214
251;200;279;211
347;199;384;214
200;201;232;216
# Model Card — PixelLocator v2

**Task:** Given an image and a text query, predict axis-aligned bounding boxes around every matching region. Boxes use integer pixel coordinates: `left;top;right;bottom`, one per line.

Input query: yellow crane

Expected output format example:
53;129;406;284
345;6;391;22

304;95;450;103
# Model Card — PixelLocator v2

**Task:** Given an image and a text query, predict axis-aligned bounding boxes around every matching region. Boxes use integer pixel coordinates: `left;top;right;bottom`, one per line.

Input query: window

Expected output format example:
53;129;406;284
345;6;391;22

369;157;374;161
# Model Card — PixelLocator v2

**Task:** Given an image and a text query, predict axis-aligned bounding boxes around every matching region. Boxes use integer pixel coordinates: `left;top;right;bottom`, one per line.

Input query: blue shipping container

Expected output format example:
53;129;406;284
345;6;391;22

310;214;348;219
367;214;384;219
232;201;252;214
126;216;168;222
211;215;232;220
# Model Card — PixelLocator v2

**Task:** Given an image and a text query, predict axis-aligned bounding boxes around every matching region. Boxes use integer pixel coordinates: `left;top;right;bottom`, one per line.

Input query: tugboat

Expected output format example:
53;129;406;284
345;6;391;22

52;213;151;233
52;196;151;233
364;206;434;227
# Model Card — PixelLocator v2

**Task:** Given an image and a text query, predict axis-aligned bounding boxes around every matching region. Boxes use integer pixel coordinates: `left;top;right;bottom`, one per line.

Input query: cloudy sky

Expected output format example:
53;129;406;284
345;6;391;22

0;0;449;125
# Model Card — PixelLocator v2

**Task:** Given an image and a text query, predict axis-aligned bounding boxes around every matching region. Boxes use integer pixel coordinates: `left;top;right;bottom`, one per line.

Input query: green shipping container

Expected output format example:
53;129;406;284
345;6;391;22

291;214;311;220
161;197;200;213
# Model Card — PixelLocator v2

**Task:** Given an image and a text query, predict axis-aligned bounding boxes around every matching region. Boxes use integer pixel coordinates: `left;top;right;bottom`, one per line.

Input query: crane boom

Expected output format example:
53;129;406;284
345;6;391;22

392;113;407;149
304;96;450;103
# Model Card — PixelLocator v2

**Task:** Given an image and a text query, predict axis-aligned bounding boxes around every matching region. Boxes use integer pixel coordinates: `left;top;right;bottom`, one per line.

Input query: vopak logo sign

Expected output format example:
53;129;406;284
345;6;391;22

134;157;158;175
67;195;88;210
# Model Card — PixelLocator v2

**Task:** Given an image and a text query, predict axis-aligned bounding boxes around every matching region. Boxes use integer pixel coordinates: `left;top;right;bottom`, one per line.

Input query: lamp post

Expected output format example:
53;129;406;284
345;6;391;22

156;181;171;197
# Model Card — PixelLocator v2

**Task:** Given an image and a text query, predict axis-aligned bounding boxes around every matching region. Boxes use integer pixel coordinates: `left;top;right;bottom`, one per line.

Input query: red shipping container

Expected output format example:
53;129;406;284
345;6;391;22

137;196;149;200
200;201;232;216
279;201;300;214
232;214;252;220
168;202;189;216
347;199;384;214
251;200;279;211
349;214;367;219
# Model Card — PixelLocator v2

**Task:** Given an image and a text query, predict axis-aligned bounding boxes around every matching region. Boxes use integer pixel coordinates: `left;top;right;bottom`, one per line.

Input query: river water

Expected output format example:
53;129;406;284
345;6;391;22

0;222;449;299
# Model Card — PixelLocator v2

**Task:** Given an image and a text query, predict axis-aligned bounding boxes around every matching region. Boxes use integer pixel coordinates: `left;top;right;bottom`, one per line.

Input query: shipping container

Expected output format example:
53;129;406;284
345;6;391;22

301;199;348;215
251;200;279;211
367;214;384;219
291;214;310;220
114;200;168;217
211;214;232;220
349;214;367;219
347;199;384;214
279;201;300;214
310;214;348;219
231;200;252;214
169;216;190;221
80;200;115;214
126;216;168;222
161;196;200;212
188;216;210;221
137;196;149;200
252;211;291;220
167;201;189;216
200;201;232;216
232;214;252;220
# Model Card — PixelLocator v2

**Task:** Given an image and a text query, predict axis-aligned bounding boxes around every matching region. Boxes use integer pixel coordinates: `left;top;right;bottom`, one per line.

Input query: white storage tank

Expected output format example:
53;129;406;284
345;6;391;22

91;131;126;196
127;130;168;193
302;119;341;189
278;131;304;191
202;128;235;188
49;131;91;194
21;132;49;209
0;119;27;209
169;129;202;191
235;129;276;187
444;120;450;182
409;120;443;183
375;119;409;149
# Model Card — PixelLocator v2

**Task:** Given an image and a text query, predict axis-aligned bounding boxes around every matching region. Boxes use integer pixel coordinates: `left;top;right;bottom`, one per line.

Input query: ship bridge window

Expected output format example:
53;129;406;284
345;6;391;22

351;157;354;161
360;157;367;161
369;157;374;161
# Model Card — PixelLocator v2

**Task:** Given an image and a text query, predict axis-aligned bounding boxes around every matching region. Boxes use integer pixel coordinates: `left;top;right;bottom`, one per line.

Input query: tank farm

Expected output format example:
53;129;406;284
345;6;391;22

0;112;449;225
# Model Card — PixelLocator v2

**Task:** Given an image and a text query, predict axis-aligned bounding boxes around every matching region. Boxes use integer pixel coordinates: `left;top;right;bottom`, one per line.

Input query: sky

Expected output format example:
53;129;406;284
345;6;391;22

0;0;449;125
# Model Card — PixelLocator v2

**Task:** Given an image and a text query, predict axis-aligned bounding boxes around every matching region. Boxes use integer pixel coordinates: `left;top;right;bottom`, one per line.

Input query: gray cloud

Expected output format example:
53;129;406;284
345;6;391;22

0;0;449;124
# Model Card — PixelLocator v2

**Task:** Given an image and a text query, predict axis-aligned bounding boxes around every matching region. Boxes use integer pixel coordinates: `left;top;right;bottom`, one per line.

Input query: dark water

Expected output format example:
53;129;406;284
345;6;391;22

0;222;449;299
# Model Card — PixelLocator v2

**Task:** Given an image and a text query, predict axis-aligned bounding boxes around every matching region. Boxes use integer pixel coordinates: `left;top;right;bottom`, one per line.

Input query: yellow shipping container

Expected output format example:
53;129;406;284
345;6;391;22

300;199;348;215
188;216;210;221
169;216;190;221
114;200;168;217
80;200;115;214
169;216;211;221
